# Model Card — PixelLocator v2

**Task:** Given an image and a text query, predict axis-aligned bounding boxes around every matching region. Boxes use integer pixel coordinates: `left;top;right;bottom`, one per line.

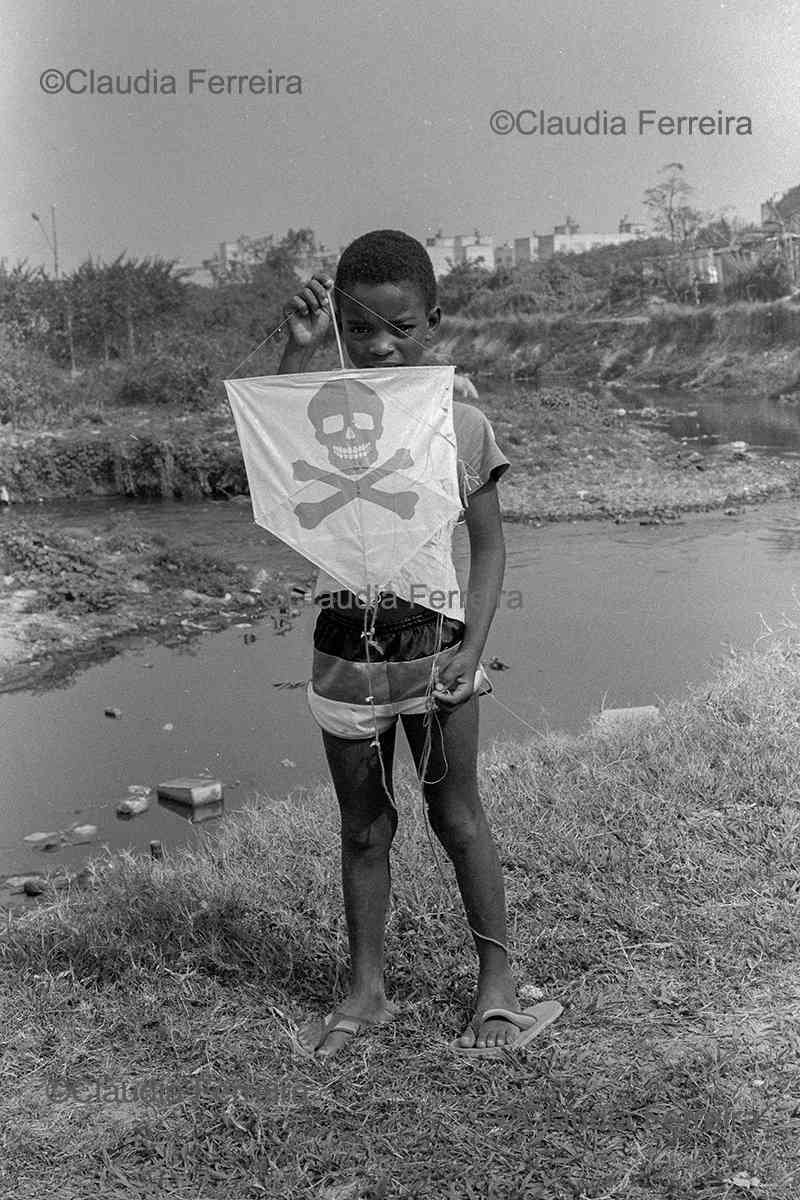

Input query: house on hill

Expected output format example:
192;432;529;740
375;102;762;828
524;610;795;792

762;185;800;233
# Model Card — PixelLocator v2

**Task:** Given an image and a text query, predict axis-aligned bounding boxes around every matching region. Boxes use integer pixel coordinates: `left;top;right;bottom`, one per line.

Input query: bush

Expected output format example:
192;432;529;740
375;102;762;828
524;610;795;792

116;351;211;408
0;331;68;426
724;253;792;302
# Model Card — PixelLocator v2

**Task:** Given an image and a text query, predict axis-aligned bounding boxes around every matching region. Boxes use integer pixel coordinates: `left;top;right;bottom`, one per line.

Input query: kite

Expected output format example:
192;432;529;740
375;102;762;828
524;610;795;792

224;365;464;616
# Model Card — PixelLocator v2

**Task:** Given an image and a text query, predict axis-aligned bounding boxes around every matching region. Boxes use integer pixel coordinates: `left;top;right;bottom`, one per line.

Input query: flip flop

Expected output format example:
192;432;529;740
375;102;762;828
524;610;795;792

295;1008;394;1057
450;1000;563;1058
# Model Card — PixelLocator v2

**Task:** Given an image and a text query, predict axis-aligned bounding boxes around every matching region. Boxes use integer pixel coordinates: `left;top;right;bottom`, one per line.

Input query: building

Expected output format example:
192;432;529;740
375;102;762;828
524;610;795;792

428;217;647;274
537;216;648;260
217;236;274;270
513;235;539;265
761;185;800;233
293;243;340;279
175;262;214;287
425;230;495;277
494;242;514;270
202;235;339;283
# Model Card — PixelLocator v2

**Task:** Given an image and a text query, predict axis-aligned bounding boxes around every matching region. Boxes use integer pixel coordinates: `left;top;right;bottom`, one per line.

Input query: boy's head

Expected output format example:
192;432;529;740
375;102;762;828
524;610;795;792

334;229;440;368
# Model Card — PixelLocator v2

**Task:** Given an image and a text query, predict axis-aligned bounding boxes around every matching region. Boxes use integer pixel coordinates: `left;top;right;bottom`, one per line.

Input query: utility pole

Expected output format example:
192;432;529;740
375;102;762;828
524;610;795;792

32;204;76;374
51;204;59;279
32;207;58;277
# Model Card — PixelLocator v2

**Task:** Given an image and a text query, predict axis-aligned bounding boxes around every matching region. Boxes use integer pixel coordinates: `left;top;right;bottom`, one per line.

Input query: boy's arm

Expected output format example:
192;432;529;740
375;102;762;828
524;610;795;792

277;274;333;375
434;479;505;708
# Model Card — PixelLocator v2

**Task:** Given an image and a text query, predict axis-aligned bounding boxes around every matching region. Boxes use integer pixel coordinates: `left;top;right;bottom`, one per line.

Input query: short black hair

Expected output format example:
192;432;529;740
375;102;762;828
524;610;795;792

335;229;437;311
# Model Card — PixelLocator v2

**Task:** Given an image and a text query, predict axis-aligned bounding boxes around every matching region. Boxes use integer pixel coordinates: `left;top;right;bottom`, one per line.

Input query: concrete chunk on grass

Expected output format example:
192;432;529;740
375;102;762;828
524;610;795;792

592;704;661;737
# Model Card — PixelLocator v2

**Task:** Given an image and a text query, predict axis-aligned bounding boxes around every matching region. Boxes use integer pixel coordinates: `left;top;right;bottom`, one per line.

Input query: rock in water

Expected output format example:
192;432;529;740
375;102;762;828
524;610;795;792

22;831;62;851
3;874;45;894
68;824;98;844
116;795;150;818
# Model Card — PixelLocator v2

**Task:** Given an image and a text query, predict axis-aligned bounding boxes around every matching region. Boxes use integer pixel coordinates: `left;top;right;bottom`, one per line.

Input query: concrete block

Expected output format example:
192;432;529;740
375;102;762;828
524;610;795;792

157;778;223;808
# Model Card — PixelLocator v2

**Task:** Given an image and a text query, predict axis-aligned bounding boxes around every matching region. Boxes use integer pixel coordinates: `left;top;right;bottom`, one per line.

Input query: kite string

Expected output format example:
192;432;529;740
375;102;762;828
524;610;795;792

227;281;448;379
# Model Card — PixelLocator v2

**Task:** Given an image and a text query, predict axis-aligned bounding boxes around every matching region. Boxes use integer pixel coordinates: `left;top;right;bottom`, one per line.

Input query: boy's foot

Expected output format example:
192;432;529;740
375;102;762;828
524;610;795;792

296;995;400;1059
456;977;522;1050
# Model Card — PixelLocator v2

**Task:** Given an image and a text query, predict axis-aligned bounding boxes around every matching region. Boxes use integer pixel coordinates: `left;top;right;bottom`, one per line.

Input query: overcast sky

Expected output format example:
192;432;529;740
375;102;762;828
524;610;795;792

2;0;797;273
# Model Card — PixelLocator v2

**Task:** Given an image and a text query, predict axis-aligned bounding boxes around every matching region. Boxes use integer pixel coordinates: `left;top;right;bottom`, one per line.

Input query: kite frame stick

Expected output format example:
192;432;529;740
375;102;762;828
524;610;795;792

327;289;347;369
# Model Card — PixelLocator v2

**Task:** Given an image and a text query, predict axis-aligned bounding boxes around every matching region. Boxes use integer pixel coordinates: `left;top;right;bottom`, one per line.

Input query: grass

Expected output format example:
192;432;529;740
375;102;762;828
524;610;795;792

2;634;800;1198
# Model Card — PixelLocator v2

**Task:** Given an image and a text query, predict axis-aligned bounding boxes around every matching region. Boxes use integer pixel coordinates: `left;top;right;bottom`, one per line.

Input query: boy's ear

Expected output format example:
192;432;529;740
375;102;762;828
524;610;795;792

427;305;442;334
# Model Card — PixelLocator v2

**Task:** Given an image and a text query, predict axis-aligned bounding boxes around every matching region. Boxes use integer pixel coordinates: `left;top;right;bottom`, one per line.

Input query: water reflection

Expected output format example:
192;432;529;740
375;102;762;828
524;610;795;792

625;389;800;454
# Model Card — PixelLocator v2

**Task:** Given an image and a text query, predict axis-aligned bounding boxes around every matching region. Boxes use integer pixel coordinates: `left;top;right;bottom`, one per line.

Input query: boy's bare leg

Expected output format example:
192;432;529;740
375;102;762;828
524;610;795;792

297;723;400;1057
401;697;520;1049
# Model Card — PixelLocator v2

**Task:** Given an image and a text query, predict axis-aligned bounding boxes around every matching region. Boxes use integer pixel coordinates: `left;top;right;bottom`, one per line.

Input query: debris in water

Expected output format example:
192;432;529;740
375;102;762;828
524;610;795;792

23;831;62;851
68;824;98;844
157;777;223;808
157;778;224;824
116;794;150;819
104;707;122;719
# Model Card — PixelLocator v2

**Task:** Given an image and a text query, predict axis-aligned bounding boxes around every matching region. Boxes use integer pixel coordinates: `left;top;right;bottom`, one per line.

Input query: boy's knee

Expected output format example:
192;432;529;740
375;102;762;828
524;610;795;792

427;799;481;851
341;807;397;855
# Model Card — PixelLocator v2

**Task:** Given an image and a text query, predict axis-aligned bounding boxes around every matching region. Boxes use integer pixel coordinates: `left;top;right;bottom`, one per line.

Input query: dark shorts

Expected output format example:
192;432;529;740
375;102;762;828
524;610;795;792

307;605;492;739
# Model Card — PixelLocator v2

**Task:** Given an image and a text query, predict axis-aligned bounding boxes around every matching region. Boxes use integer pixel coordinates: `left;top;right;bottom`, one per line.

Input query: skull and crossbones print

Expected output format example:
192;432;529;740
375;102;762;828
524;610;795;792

292;378;420;529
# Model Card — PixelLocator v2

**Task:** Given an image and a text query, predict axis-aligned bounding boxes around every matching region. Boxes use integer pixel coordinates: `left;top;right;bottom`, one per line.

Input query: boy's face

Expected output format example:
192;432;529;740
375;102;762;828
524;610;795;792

337;280;440;368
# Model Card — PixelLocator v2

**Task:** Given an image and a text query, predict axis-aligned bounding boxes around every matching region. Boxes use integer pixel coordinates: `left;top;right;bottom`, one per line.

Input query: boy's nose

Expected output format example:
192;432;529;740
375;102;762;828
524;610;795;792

369;334;395;358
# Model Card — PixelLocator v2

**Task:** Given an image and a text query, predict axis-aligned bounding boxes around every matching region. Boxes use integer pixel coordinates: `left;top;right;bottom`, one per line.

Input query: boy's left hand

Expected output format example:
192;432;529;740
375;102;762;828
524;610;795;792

433;650;481;709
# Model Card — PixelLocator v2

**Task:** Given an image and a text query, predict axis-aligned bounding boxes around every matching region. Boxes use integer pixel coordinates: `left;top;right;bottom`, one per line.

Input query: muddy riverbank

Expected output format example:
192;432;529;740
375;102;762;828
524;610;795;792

0;501;314;692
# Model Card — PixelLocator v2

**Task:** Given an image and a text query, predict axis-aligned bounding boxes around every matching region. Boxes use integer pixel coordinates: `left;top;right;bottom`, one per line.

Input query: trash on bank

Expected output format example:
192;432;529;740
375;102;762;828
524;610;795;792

592;705;661;737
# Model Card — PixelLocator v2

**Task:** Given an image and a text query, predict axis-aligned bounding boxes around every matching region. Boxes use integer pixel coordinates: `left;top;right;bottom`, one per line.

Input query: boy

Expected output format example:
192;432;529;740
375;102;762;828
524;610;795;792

279;230;530;1058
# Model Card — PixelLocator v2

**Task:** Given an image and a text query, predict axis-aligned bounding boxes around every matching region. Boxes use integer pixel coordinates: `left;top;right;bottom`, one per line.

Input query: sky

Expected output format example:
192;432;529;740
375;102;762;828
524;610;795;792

1;0;797;274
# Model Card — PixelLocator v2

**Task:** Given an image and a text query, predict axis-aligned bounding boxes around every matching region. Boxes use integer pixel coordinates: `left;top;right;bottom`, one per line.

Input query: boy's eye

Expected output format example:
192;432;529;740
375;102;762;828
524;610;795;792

345;322;417;338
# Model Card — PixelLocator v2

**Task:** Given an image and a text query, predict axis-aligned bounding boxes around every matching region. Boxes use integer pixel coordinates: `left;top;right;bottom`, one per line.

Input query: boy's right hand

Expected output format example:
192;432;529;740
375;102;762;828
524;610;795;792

283;274;335;351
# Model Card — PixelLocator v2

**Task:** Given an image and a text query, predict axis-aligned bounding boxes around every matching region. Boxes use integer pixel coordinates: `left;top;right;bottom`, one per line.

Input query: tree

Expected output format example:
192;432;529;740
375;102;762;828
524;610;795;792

0;260;53;344
435;260;493;312
63;255;187;361
643;163;702;243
